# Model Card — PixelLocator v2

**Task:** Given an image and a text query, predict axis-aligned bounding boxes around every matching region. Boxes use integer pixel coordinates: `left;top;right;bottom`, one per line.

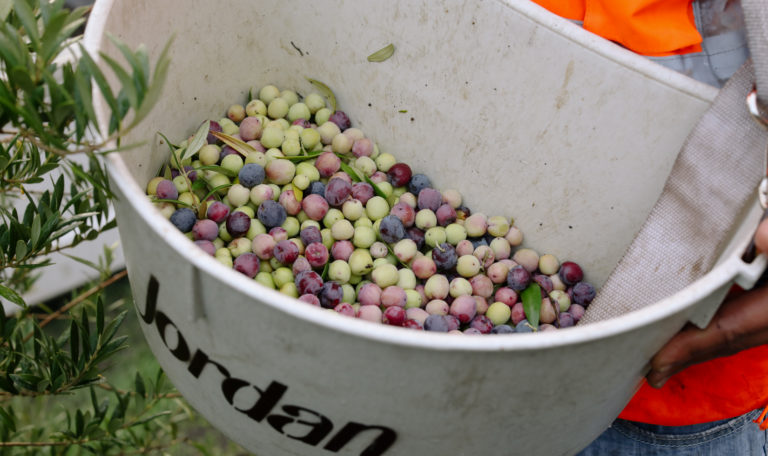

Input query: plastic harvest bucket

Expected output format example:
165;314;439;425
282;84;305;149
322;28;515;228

85;0;768;454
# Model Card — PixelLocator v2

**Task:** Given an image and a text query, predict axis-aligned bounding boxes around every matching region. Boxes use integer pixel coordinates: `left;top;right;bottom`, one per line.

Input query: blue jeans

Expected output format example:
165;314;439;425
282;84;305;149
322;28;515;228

577;409;768;456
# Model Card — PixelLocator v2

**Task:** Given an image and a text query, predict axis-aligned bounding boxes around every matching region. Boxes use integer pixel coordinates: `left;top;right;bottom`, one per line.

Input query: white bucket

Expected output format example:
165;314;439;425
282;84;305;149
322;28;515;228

85;0;767;454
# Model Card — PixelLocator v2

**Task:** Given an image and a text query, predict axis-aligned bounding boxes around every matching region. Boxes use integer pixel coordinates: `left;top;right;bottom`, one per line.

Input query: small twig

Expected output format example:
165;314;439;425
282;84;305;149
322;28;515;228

0;390;45;397
96;383;182;399
15;128;118;157
30;313;71;321
23;269;128;342
0;241;79;270
0;187;69;197
0;440;89;447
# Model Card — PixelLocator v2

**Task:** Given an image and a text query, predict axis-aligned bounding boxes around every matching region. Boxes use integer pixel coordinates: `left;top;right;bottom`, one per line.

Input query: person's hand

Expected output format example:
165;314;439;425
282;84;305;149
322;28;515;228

646;218;768;389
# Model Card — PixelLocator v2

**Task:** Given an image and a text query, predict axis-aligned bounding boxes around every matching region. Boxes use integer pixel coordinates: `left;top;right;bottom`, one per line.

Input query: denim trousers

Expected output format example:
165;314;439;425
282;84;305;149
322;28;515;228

576;409;768;456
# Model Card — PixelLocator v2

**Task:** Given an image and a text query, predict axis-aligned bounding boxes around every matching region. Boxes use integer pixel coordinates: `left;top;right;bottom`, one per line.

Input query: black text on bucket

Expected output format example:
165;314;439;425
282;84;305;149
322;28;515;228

137;275;397;456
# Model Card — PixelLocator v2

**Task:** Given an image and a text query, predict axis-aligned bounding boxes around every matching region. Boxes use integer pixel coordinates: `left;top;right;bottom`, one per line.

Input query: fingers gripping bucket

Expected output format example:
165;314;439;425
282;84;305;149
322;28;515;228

85;0;767;454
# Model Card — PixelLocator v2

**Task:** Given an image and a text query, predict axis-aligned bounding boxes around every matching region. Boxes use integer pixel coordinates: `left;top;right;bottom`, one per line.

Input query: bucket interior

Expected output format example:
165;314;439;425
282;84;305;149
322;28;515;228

90;0;718;289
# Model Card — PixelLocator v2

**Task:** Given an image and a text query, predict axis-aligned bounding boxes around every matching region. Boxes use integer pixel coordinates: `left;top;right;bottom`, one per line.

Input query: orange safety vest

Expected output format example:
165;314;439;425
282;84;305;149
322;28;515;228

531;0;768;426
533;0;702;56
619;346;768;426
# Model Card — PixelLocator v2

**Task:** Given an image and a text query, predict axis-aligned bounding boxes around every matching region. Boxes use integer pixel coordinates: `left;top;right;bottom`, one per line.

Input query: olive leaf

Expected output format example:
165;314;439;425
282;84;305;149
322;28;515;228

181;120;210;162
363;174;388;199
202;184;232;202
196;164;237;178
321;259;330;280
367;43;395;62
0;0;12;21
209;130;258;157
283;151;323;162
0;283;26;308
521;283;542;329
152;197;192;208
307;78;337;112
338;162;363;182
338;160;387;197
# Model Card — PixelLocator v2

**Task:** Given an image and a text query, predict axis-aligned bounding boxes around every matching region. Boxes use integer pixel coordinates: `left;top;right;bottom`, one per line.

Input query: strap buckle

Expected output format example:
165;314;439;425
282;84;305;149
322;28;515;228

747;88;768;129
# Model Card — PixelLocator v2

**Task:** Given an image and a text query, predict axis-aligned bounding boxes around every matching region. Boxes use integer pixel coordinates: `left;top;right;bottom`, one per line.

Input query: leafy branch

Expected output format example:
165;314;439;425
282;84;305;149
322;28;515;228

0;0;170;295
0;1;226;454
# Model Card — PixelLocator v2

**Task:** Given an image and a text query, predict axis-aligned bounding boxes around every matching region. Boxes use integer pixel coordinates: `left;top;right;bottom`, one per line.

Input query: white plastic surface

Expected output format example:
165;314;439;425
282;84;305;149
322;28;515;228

85;0;759;454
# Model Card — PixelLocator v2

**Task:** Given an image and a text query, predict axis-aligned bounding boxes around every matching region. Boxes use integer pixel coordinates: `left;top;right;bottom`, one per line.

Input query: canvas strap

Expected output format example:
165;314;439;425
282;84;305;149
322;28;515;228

582;0;768;324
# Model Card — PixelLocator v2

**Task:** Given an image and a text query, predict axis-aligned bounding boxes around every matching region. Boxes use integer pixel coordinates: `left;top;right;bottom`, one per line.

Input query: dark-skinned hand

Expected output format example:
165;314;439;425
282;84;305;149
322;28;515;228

647;218;768;388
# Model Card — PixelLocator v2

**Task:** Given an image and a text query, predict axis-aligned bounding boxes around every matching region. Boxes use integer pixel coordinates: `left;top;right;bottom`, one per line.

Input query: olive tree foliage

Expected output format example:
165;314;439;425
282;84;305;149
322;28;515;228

0;1;205;454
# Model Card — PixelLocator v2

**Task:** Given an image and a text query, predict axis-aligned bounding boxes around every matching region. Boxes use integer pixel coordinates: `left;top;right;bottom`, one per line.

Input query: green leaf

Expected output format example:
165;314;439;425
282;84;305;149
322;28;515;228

32;325;41;360
30;214;41;248
96;298;104;334
75;409;84;436
321;260;330;281
521;283;542;329
307;78;337;112
106;33;145;90
36;162;59;176
70;319;80;366
196;164;236;178
13;0;39;48
151;197;191;208
0;0;11;22
101;311;127;344
202;184;231;202
73;67;99;138
9;65;36;93
363;174;388;199
134;372;145;398
157;131;179;150
15;239;27;260
53;174;65;207
209;130;257;157
69;162;113;198
40;10;83;64
80;309;91;355
127;411;172;428
367;43;395;62
182;120;210;162
99;51;139;109
95;336;129;362
0;405;16;433
135;43;151;87
339;162;362;182
155;369;165;391
191;177;207;191
128;35;174;129
283;151;323;163
77;47;119;120
328;158;384;196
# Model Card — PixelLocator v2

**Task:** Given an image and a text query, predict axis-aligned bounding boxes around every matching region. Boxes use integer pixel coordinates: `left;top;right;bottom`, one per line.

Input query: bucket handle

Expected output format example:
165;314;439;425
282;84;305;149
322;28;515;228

735;249;768;290
685;251;767;329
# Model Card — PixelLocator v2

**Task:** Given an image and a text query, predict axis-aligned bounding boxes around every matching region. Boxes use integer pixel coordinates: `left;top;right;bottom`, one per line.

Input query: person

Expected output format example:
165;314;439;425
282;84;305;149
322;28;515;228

529;0;768;454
